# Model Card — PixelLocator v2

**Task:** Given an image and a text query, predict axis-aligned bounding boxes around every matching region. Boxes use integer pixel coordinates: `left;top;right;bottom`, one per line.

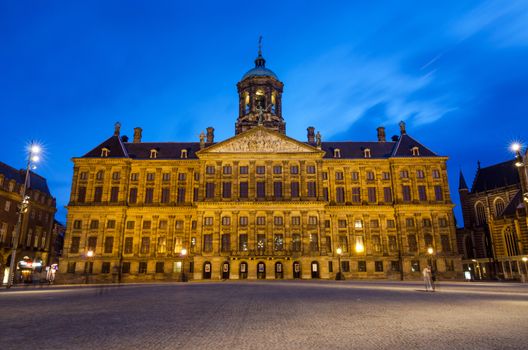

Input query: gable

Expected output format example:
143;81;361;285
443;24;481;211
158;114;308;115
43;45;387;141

200;127;321;154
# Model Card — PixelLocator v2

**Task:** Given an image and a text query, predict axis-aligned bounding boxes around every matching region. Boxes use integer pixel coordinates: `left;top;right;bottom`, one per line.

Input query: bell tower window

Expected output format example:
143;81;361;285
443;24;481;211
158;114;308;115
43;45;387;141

271;92;276;114
244;92;250;114
255;90;266;109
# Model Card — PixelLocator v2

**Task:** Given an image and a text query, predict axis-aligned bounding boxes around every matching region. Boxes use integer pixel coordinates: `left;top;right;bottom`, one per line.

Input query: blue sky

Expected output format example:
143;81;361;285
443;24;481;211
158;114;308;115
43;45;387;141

1;1;528;224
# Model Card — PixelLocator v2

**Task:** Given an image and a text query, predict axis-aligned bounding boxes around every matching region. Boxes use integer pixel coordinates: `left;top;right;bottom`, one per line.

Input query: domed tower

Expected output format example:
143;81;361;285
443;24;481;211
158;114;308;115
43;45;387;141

235;38;285;134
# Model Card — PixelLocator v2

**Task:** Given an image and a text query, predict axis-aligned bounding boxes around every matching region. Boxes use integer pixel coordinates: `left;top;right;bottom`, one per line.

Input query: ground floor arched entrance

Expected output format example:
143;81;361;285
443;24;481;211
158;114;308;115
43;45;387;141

221;261;230;279
275;262;283;279
311;261;320;279
257;261;266;279
293;261;301;279
203;261;212;279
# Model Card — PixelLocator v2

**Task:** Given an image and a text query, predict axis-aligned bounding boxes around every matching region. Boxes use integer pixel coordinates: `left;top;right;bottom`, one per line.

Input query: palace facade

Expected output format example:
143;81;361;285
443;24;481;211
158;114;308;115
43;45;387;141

59;48;461;282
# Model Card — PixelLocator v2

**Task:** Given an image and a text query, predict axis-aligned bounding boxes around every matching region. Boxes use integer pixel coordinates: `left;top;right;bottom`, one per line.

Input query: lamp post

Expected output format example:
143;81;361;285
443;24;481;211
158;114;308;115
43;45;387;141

336;247;344;280
522;256;528;283
180;248;188;282
511;143;528;212
85;250;94;284
6;142;41;289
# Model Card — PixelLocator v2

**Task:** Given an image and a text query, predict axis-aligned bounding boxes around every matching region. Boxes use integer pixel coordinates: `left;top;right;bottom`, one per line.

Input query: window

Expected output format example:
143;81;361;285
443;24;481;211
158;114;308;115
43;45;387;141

239;216;248;226
221;234;230;252
475;202;486;226
222;182;232;198
73;220;82;229
194;172;200;181
256;166;265;174
104;237;114;254
432;169;440;179
383;187;392;202
310;234;318;251
174;237;182;253
131;173;139;181
239;234;248;251
70;237;80;253
162;173;171;181
142;220;152;230
382;172;390;180
504;227;520;256
323;187;329;201
223;165;232;175
411;260;420;272
406;218;414;227
256;182;265;198
273;165;282;174
159;220;168;229
292;234;301;252
364;149;371;158
351;171;359;181
145;188;154;203
274;234;284;251
336;187;345;203
290;165;299;174
205;183;215;198
257;216;266;225
110;187;119;203
93;186;103;202
335;171;344;180
90;220;99;230
146;173;155;181
273;181;283;198
423;218;432;227
434;186;443;201
180;149;188;159
129;188;138;204
418;186;427;201
291;181;300;198
412;147;420;156
257;234;266;251
306;165;316;174
354;220;363;229
439;218;448;227
372;235;381;253
341;261;350;272
338;219;347;228
156;262;164;273
77;187;86;203
96;170;104;180
366;171;375;181
138;262;148;274
177;188;185;203
307;182;316;197
375;261;383;272
112;172;120;180
308;216;318;225
424;234;433;247
101;262;111;274
291;216;300;225
367;187;376;203
400;170;409;179
175;220;184;230
358;261;367;272
206;166;215;174
161;188;170;203
67;262;76;273
222;216;231;226
391;261;400;272
334;149;341;158
322;172;328;180
416;170;425;179
325;236;332;252
204;217;213;226
339;235;348;252
388;235;397;252
126;221;135;230
87;236;97;250
351;187;361;203
239;182;248;198
121;262;131;274
124;237;133;254
79;171;88;180
494;198;505;217
402;185;411;202
408;235;418;252
239;166;248;174
274;216;283;226
150;149;158;159
140;237;150;254
370;219;379;228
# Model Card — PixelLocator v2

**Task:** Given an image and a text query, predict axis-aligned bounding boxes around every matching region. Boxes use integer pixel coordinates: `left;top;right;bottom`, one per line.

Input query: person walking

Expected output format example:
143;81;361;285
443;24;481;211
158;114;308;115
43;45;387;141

423;266;434;292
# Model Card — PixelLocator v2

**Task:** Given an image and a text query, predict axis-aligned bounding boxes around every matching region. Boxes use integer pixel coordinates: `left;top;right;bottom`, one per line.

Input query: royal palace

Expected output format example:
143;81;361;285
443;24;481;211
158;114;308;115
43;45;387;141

59;47;462;282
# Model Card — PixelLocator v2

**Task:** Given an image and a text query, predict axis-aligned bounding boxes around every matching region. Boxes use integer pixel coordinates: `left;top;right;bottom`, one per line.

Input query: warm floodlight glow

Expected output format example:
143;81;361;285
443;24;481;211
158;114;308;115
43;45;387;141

31;155;40;162
181;248;188;256
511;143;521;152
86;250;94;258
355;241;364;253
30;144;41;154
427;247;434;255
336;247;342;255
522;257;528;262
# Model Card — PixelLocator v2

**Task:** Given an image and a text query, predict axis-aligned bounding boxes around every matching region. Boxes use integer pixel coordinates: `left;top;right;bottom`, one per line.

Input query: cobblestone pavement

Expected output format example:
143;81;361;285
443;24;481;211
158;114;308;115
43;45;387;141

1;280;527;350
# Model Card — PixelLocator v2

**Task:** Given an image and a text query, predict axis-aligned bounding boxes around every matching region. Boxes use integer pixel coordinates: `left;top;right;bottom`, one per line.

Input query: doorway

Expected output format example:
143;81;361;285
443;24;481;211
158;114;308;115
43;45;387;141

293;261;301;279
257;261;266;279
203;262;212;279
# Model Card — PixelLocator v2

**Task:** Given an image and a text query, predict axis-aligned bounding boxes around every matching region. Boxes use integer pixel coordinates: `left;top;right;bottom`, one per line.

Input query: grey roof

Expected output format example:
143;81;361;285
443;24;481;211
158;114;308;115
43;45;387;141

0;161;52;196
459;171;468;190
125;142;203;159
319;141;396;159
501;190;523;217
392;134;438;157
83;135;128;158
241;66;278;80
471;160;520;193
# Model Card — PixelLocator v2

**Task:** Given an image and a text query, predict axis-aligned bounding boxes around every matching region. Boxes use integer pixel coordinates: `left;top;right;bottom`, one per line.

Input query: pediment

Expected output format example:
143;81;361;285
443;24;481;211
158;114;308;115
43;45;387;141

199;127;321;154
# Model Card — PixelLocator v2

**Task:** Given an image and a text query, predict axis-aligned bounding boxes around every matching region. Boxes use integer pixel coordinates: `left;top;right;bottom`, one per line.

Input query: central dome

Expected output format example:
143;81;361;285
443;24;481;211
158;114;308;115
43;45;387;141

241;66;278;80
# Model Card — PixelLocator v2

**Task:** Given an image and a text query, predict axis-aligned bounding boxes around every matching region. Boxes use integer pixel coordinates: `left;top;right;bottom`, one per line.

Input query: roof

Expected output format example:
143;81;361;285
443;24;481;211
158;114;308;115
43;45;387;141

391;134;438;157
241;66;278;80
500;190;523;217
459;171;468;190
0;161;52;196
125;142;203;159
319;141;395;159
83;135;128;158
471;160;520;193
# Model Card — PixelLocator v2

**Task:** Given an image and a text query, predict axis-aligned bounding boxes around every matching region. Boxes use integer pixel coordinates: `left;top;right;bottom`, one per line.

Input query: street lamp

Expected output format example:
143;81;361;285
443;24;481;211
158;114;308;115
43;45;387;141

180;248;188;282
510;143;528;206
522;257;528;283
85;250;94;284
6;142;41;289
427;247;434;271
336;247;344;280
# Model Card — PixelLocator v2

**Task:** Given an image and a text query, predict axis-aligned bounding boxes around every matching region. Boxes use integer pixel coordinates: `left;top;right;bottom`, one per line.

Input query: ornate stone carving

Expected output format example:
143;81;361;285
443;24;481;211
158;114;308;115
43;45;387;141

209;129;311;153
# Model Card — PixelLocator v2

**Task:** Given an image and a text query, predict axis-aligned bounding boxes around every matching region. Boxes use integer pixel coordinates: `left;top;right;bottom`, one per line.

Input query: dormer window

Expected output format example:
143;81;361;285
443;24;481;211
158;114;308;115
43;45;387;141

101;148;110;157
364;148;371;158
150;149;158;159
411;147;420;156
180;149;188;159
334;148;341;158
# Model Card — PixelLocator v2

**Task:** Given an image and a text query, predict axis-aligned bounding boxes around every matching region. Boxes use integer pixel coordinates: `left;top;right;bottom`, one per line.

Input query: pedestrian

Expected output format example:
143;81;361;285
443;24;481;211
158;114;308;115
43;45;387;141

423;266;433;292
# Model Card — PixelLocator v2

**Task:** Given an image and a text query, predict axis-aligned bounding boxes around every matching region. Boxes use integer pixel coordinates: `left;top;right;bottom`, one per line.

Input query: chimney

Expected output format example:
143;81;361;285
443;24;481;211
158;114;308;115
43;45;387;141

133;127;142;143
114;122;121;136
399;121;406;135
377;127;386;142
307;126;315;144
121;135;129;143
199;131;205;149
206;127;214;143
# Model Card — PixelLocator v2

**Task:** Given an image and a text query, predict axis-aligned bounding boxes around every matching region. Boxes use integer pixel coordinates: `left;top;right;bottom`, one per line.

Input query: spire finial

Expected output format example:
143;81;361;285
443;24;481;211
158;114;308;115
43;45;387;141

254;36;265;67
258;35;262;56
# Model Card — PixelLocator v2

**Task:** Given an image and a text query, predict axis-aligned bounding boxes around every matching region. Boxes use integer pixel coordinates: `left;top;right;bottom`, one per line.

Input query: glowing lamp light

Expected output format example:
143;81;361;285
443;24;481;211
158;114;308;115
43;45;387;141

86;250;94;258
523;257;528;262
427;247;434;255
181;248;188;256
511;143;521;152
30;144;41;154
336;247;342;255
355;241;365;253
31;155;40;163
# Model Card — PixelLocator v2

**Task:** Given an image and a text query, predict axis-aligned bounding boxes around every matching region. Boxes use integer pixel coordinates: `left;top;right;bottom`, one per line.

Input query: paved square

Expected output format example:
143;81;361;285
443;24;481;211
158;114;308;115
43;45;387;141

1;281;527;349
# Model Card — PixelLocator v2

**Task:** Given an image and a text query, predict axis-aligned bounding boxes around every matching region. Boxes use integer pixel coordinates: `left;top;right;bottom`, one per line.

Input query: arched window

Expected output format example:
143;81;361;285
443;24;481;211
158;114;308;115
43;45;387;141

503;226;520;256
494;197;505;218
364;148;371;158
424;234;433;247
411;146;420;156
180;149;188;159
255;90;266;109
244;92;250;114
101;148;110;157
475;202;486;226
150;149;158;159
334;148;341;158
